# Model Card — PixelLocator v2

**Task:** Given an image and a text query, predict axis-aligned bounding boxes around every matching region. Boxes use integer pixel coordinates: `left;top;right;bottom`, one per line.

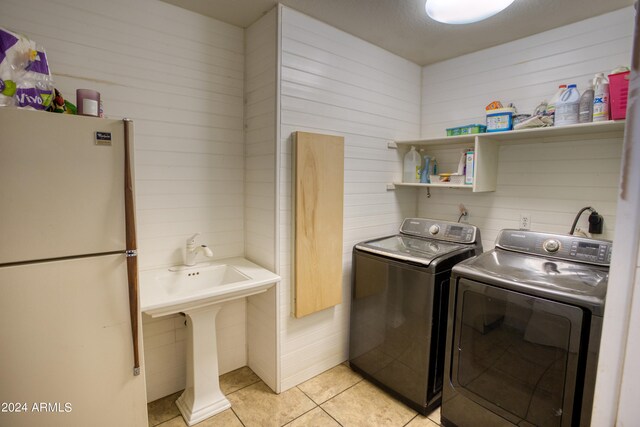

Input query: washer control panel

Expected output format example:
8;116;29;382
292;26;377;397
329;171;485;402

496;229;612;266
569;240;611;264
400;218;477;244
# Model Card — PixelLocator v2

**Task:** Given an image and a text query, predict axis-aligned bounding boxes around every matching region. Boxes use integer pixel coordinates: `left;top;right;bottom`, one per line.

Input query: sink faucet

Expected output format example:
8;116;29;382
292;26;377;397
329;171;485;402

185;233;213;266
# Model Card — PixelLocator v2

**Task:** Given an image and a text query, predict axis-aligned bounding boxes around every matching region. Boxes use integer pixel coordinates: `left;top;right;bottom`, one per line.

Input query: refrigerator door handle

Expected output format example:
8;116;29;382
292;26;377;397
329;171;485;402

124;118;141;377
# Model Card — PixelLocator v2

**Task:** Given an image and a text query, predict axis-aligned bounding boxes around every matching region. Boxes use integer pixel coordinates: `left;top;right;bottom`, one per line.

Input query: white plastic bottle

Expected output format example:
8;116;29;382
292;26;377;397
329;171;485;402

554;84;580;126
578;81;594;123
547;84;567;123
403;146;421;183
593;73;610;122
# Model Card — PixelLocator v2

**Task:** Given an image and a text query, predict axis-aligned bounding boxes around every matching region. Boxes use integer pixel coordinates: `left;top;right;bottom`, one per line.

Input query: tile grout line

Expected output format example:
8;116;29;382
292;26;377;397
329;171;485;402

230;406;247;427
147;368;262;427
278;392;319;427
316;375;429;427
288;384;346;427
315;372;365;406
223;376;266;427
313;373;366;426
291;368;366;426
343;365;442;426
339;377;424;424
154;414;182;427
151;366;446;427
319;405;344;426
402;414;419;427
221;369;263;397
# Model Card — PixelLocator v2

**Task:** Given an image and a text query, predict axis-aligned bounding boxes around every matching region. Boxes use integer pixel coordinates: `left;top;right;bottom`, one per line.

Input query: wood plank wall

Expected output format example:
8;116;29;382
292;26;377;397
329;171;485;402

277;6;421;390
419;7;635;249
0;0;248;402
4;0;635;403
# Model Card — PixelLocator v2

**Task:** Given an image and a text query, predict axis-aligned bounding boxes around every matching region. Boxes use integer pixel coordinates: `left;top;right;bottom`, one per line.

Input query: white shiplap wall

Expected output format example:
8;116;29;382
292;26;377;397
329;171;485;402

278;6;421;390
418;7;634;248
245;9;277;271
245;8;280;392
422;7;634;136
0;0;247;402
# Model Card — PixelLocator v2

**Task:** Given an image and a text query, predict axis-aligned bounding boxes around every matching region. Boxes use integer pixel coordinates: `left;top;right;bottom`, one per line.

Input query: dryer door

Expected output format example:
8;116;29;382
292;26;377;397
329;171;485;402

451;278;584;427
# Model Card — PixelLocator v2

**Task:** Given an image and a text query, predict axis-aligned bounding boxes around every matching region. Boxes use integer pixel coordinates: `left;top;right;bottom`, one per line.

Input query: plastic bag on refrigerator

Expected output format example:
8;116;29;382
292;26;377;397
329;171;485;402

0;27;54;109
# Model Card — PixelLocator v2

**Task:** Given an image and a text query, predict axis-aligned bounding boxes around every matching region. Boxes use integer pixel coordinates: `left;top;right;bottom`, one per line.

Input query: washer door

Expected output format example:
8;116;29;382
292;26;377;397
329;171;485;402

451;278;584;427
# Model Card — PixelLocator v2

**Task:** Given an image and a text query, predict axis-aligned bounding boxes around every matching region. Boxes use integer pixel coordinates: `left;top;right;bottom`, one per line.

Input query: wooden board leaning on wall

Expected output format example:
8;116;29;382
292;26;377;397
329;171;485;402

292;131;344;318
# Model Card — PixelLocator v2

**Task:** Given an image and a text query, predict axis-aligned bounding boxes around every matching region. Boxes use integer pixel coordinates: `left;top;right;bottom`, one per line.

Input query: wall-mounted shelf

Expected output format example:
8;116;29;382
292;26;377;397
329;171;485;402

388;182;473;190
389;120;626;193
394;120;625;147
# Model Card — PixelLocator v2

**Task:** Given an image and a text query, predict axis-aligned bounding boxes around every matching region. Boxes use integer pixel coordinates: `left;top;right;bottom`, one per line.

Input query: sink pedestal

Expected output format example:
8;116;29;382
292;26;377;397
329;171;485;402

140;258;281;425
176;305;230;426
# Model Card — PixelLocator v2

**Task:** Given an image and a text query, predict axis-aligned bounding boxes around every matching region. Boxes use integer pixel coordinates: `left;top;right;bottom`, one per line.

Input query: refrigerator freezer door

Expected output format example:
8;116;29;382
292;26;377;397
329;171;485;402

0;254;147;426
0;109;126;264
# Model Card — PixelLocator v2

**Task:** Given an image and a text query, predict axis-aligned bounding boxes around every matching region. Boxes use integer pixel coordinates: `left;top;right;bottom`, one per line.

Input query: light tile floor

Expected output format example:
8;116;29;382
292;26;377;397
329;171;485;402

148;364;442;427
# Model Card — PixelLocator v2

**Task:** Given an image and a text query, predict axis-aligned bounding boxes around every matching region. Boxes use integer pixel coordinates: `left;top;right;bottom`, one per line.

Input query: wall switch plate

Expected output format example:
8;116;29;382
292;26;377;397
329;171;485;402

519;213;531;230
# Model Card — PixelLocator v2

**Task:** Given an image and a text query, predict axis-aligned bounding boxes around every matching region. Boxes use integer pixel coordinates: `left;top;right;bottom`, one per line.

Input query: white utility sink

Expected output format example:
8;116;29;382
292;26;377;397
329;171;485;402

140;257;279;317
140;257;280;426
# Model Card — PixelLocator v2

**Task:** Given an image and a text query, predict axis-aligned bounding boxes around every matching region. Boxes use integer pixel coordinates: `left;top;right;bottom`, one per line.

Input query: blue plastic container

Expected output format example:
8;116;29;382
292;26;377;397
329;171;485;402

486;107;516;132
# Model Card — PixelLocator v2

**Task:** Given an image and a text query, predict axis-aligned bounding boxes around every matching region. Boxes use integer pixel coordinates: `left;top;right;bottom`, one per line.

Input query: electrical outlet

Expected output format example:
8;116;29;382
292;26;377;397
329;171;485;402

519;213;531;230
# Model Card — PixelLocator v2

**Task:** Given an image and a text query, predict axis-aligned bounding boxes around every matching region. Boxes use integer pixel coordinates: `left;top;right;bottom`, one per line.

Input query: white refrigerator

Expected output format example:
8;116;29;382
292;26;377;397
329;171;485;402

0;108;148;426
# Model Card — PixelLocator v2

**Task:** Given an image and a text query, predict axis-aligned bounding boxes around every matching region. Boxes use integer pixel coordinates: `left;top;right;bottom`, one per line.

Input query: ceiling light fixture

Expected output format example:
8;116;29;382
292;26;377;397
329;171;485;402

425;0;516;24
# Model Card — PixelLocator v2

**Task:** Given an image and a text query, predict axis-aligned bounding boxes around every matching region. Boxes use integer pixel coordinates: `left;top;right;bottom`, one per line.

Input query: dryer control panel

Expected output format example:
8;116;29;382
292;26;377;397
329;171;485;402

400;218;478;244
496;229;612;266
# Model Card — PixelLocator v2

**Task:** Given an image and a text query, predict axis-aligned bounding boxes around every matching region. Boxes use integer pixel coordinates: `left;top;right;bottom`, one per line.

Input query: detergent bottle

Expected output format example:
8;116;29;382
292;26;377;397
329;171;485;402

403;146;421;183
